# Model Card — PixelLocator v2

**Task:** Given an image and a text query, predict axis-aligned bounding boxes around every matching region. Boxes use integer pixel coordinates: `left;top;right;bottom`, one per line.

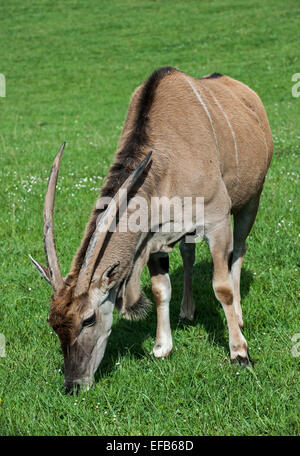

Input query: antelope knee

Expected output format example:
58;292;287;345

214;282;233;305
152;276;171;304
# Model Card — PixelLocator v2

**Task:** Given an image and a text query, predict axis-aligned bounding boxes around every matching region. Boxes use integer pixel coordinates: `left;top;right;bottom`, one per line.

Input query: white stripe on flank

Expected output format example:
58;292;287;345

231;79;269;166
203;84;239;169
185;77;220;159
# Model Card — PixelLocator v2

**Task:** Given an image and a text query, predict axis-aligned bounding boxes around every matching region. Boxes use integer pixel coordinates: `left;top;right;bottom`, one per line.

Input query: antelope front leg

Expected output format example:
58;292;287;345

148;253;173;358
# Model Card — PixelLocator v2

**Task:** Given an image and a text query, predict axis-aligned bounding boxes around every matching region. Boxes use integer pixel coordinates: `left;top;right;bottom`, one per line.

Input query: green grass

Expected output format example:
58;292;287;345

0;0;299;436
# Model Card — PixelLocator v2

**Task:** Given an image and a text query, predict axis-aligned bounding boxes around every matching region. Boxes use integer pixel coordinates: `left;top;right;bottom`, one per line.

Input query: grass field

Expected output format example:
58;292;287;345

0;0;299;436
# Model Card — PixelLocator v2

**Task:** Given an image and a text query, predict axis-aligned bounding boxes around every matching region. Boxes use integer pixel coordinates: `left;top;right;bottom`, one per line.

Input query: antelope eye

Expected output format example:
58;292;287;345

82;312;96;328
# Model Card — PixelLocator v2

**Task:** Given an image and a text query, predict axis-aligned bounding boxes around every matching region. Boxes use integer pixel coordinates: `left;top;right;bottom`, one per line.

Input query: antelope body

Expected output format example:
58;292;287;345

31;67;273;392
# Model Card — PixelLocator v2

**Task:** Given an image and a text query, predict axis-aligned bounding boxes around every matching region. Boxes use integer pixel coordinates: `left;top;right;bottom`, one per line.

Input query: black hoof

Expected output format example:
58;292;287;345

65;383;80;395
237;355;250;367
231;351;254;368
178;315;195;327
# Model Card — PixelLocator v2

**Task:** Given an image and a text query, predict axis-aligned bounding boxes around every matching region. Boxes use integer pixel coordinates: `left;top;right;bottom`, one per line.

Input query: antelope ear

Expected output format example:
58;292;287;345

99;261;120;292
29;254;51;285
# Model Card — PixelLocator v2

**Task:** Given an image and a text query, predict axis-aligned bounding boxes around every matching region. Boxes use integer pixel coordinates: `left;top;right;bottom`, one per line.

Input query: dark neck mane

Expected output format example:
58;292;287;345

65;66;176;289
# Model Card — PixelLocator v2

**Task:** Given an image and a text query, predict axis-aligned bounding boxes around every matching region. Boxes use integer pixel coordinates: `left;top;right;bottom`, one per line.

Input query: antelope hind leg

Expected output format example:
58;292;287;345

179;239;196;321
232;193;262;329
206;216;251;365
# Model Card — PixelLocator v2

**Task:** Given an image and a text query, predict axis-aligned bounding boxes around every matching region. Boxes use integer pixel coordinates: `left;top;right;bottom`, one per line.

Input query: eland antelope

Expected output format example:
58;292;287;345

30;67;273;392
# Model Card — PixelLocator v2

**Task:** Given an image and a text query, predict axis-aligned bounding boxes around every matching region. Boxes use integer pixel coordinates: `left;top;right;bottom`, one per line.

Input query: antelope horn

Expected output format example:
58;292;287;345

29;254;51;285
74;151;152;297
43;142;65;292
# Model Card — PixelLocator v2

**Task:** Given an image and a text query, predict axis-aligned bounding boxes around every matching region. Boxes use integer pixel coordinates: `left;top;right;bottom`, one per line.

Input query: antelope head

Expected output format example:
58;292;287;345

30;143;151;393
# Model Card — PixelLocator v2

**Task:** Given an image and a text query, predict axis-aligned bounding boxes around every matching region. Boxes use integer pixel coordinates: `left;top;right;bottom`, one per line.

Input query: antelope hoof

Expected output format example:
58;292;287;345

231;351;253;367
153;342;173;358
180;297;195;322
179;311;194;322
179;304;195;321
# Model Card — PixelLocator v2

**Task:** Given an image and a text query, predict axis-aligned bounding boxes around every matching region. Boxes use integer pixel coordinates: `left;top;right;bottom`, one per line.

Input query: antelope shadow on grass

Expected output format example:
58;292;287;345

94;259;253;382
